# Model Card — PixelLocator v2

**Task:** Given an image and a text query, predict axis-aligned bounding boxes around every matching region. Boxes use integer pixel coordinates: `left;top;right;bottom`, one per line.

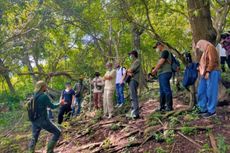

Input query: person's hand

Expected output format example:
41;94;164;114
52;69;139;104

205;72;210;80
60;99;67;106
152;69;157;76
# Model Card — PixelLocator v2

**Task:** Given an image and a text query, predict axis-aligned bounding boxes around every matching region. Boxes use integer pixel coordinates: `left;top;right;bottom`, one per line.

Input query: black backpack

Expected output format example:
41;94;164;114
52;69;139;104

170;53;180;72
166;51;180;72
27;93;43;121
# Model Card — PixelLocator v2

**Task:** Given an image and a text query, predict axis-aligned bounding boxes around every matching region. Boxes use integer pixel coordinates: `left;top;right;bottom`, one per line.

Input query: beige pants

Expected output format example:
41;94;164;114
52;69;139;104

103;89;114;116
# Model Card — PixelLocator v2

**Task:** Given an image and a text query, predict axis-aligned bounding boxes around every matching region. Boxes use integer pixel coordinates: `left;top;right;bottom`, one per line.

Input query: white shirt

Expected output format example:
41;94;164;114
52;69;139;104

115;67;126;84
216;43;227;57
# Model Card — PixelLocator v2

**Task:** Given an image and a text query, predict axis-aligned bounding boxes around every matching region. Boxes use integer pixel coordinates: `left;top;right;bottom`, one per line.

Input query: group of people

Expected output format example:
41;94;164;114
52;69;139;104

91;50;141;119
28;33;227;152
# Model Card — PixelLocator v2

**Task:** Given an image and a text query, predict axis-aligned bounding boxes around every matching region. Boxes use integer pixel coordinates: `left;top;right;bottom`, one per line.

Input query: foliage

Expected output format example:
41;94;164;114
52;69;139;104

155;147;167;153
181;126;197;135
217;135;229;153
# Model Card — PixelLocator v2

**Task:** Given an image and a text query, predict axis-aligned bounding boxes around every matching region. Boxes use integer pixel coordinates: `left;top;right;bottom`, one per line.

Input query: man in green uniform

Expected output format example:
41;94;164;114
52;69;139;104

127;50;141;119
28;81;61;153
152;42;173;112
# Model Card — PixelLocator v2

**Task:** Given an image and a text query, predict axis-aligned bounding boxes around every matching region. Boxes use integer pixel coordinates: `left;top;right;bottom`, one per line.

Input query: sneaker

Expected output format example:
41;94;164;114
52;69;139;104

133;114;140;120
108;114;113;119
198;110;208;115
118;104;123;108
202;112;216;118
115;104;119;108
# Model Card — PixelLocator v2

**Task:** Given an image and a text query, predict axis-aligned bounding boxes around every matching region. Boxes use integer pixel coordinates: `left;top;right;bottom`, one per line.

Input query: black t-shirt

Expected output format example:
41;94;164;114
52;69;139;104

160;50;169;59
62;89;75;105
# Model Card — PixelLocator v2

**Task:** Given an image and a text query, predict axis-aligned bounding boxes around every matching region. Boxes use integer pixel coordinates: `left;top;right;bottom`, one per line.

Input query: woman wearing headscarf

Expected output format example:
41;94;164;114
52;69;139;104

196;40;221;118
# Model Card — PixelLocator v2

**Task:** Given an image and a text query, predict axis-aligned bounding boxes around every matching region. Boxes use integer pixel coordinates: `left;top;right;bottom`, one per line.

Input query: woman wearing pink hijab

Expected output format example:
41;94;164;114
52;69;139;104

196;40;221;118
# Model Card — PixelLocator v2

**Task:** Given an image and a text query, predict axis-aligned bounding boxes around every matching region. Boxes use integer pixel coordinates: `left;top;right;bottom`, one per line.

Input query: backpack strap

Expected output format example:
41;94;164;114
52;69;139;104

166;51;172;64
32;93;43;111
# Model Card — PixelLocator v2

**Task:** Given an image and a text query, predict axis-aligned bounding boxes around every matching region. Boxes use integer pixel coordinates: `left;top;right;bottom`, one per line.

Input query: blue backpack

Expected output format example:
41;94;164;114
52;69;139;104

182;63;199;89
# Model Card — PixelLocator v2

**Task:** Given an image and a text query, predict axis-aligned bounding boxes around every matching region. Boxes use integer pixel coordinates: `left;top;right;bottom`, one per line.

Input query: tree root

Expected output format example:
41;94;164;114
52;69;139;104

209;132;218;153
177;132;202;149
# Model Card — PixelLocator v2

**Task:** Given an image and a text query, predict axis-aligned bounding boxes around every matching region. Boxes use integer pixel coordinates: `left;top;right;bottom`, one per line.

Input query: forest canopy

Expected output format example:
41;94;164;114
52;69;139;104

0;0;229;97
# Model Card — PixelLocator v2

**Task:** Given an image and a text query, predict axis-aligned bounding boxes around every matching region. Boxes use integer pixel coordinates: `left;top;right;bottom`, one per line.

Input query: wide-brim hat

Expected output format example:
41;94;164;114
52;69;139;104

34;80;46;92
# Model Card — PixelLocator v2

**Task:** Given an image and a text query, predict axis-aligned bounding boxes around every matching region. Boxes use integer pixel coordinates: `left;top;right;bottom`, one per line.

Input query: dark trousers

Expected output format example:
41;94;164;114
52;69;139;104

159;72;173;110
58;105;72;124
129;80;139;116
29;118;61;151
93;93;102;109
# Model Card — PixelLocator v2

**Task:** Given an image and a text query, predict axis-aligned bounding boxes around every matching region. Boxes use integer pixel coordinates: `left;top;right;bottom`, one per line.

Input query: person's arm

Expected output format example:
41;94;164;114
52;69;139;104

97;77;104;86
91;79;95;85
152;51;169;75
152;58;166;75
72;95;75;106
104;73;112;80
45;95;60;109
121;69;126;84
206;46;217;73
130;60;140;73
104;70;115;80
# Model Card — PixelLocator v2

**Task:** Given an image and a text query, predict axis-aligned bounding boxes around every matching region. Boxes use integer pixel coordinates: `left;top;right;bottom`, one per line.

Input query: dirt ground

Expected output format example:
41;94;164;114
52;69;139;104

33;97;230;153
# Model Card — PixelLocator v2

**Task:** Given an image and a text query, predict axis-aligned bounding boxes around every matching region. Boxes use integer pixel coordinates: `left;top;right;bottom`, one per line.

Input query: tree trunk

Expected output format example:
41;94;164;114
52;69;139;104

213;5;230;41
131;23;148;90
187;0;217;45
187;0;214;108
23;51;38;84
0;59;15;94
187;0;229;105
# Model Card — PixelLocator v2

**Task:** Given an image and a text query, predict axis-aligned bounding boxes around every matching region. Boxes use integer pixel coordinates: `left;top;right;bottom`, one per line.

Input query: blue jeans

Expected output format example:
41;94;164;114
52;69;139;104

72;96;82;115
129;80;139;116
197;70;221;114
159;72;173;110
116;83;125;105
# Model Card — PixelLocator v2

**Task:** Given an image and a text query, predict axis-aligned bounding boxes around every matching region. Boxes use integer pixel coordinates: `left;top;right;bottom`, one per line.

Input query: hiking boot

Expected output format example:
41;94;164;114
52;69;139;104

47;140;57;153
159;96;166;111
155;107;165;112
165;108;173;112
166;95;173;111
202;112;216;118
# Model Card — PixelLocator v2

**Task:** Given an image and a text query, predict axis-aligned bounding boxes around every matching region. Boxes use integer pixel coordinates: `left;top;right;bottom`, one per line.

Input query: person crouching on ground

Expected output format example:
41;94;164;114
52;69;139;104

103;62;116;119
152;42;173;112
58;82;75;124
28;81;61;153
196;40;221;118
